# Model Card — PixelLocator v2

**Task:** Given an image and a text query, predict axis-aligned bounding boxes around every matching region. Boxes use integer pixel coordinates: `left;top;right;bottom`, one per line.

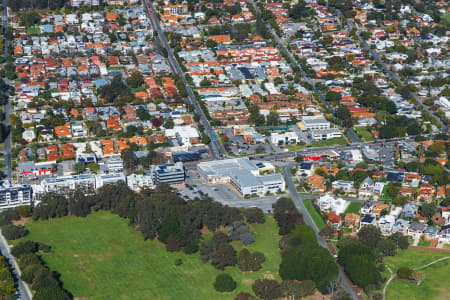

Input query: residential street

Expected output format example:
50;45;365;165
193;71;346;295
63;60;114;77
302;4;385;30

143;0;225;160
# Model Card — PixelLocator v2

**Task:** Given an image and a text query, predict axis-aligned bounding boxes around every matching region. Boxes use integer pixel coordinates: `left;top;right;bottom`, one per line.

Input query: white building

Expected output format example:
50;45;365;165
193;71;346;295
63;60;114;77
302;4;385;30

378;215;396;235
150;162;185;184
41;174;96;194
317;194;349;215
198;158;285;197
165;126;199;146
127;174;155;191
96;173;126;188
310;128;342;141
332;180;354;193
298;115;330;131
270;132;299;145
0;181;33;209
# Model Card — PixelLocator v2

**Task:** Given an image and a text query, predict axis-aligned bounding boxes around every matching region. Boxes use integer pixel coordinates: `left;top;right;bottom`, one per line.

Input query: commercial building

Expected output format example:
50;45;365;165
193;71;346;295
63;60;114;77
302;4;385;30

310;128;342;141
18;161;54;177
297;115;330;131
0;181;33;209
197;158;285;197
270;132;299;145
150;162;185;184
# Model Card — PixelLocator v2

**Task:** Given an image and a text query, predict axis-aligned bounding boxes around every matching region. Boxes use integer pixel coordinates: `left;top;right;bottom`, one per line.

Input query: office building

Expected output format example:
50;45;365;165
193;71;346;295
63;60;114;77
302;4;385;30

298;115;330;131
150;162;185;184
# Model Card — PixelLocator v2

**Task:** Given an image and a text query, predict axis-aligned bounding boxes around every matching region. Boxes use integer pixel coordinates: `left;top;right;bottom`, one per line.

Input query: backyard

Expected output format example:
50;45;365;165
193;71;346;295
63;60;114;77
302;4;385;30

343;202;361;215
17;211;282;300
384;248;450;300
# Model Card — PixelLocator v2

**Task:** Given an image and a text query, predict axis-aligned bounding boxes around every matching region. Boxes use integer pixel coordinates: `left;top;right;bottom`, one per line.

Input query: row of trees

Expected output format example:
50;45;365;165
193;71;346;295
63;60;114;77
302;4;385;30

30;183;267;259
12;240;70;300
0;256;15;299
271;198;340;295
7;0;66;11
338;225;409;293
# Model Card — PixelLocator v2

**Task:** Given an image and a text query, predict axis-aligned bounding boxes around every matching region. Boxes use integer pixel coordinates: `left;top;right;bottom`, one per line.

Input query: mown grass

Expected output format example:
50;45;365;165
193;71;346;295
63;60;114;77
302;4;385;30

344;202;361;215
384;249;450;300
303;199;325;230
310;137;347;148
286;144;305;151
353;127;375;142
18;211;282;300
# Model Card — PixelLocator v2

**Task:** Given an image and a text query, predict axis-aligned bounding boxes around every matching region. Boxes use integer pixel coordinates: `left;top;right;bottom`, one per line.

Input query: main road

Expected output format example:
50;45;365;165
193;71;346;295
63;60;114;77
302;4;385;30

143;0;225;160
2;0;11;179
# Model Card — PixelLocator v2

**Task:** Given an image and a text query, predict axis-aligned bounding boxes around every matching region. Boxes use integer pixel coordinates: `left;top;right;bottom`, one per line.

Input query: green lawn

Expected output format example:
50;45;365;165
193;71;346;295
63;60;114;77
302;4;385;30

344;202;361;215
384;249;450;300
418;240;431;247
303;199;326;230
310;137;347;148
380;185;392;201
286;144;305;151
26;26;40;35
18;211;282;300
353;127;375;142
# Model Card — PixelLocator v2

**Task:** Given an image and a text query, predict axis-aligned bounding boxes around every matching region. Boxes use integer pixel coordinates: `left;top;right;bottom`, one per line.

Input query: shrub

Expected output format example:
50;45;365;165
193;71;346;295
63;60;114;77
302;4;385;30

2;224;29;240
11;240;38;257
234;292;256;300
21;264;44;284
397;266;414;279
214;274;236;292
38;243;52;253
17;205;32;218
17;253;41;270
244;207;265;224
166;235;182;252
0;208;19;226
182;240;199;254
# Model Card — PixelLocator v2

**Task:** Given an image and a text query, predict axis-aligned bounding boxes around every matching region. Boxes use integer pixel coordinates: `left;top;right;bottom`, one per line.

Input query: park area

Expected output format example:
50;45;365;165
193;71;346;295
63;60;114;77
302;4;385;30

17;211;282;300
383;248;450;300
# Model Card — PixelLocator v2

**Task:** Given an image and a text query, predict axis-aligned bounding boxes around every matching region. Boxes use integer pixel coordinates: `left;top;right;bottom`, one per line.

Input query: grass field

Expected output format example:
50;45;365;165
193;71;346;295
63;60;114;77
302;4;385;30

303;199;325;230
18;211;282;300
344;202;361;215
384;249;450;300
353;127;375;142
310;137;347;148
286;144;305;151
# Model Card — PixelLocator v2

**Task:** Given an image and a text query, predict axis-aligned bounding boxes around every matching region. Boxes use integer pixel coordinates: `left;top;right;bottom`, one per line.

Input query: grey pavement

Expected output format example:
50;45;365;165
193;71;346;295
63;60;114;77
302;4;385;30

0;231;32;300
